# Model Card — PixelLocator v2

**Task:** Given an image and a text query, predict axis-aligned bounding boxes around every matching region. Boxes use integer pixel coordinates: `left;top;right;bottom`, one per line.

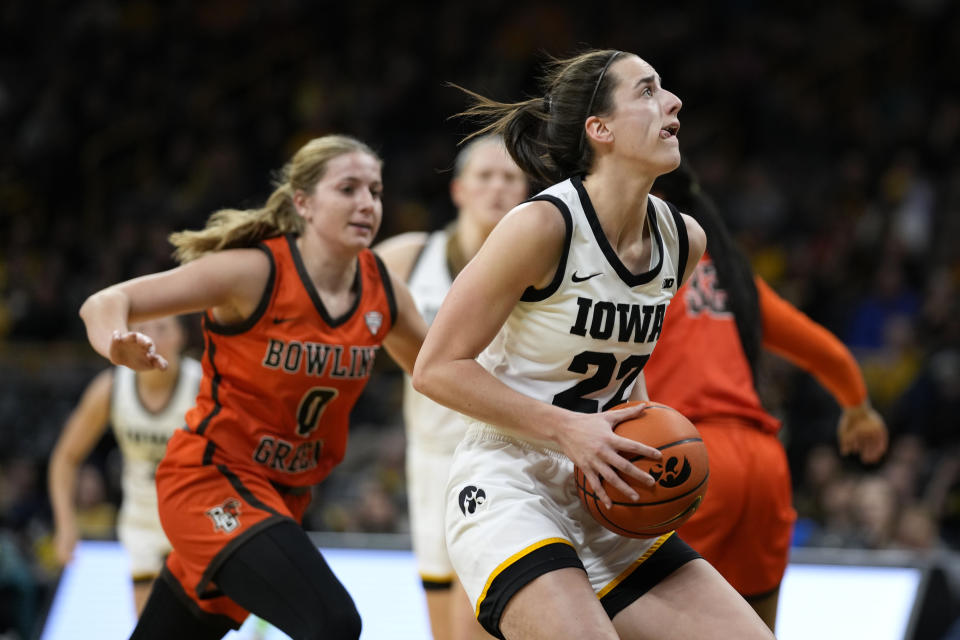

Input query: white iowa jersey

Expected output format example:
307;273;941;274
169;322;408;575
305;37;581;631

402;230;468;452
476;176;688;449
110;357;202;528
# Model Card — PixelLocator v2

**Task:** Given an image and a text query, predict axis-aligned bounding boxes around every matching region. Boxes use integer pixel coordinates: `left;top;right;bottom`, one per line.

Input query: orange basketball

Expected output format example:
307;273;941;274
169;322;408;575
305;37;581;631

574;401;709;538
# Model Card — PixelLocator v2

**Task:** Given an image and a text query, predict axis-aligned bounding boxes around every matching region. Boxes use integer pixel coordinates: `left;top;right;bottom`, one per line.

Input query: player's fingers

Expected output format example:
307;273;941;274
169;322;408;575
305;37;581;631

860;431;888;464
135;332;156;349
607;403;649;423
149;353;170;371
585;469;613;510
608;454;653;492
597;464;640;504
612;433;662;461
838;432;853;456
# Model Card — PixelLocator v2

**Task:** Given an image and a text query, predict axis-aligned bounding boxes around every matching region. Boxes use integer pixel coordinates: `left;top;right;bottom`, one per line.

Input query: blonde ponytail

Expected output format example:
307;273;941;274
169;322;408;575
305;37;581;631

169;135;380;263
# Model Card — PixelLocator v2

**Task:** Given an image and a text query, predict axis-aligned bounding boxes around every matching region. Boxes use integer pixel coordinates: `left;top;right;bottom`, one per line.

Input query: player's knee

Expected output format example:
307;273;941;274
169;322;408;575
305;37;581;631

298;599;360;640
326;603;362;640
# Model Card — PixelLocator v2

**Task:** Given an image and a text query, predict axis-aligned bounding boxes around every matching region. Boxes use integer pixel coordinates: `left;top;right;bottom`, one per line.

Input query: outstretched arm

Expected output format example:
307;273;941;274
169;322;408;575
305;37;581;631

757;277;887;463
48;369;113;565
79;249;270;370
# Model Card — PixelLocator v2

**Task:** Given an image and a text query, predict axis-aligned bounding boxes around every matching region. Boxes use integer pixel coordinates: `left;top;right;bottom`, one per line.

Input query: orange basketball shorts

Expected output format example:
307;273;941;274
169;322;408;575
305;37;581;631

676;419;796;597
155;429;313;625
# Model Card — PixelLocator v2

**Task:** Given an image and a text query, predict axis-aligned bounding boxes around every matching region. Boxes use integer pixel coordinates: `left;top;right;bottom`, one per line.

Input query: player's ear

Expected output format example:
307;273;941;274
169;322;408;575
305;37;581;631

585;115;613;146
450;177;465;209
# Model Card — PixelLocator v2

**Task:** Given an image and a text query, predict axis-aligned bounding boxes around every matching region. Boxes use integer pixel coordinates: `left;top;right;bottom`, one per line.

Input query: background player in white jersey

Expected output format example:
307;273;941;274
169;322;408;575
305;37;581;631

376;135;528;640
413;49;774;640
49;315;199;615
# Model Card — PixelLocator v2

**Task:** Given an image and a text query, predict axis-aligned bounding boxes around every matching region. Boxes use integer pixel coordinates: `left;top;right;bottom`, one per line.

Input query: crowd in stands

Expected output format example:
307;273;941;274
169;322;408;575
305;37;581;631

1;1;958;637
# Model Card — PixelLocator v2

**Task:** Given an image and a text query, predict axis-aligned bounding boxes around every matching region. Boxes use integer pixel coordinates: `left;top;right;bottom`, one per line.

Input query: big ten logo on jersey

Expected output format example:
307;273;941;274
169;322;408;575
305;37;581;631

569;297;667;344
262;339;378;379
684;260;731;317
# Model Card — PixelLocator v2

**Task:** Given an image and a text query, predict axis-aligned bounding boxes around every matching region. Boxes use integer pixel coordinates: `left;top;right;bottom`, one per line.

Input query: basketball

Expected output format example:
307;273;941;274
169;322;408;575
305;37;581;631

574;401;709;538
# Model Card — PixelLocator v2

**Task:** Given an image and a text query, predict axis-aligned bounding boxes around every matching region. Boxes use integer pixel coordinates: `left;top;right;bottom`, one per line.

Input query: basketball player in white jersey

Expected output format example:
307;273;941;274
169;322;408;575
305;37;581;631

413;50;774;639
49;315;200;615
376;135;528;640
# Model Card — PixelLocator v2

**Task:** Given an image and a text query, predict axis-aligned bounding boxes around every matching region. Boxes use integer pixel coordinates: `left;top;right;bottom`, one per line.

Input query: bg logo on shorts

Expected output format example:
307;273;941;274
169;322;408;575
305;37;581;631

206;498;242;533
458;486;486;515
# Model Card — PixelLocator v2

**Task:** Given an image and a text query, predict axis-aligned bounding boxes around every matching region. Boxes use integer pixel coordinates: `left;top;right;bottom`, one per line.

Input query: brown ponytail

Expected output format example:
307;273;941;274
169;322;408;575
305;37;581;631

451;49;623;186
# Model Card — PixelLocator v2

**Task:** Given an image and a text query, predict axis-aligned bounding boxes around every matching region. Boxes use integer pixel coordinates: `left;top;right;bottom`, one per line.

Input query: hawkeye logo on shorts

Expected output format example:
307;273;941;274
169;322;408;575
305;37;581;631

458;485;486;516
206;498;242;533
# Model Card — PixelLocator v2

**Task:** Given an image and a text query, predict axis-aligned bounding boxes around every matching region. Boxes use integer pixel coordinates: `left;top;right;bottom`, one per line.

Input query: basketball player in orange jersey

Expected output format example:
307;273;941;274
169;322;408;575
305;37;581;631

78;135;427;640
645;161;888;631
376;134;528;640
414;50;773;640
49;316;200;616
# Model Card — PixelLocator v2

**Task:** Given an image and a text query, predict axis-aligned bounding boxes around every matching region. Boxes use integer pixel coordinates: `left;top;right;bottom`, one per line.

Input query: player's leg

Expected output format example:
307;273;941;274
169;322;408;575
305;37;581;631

422;576;492;640
501;567;619;640
745;585;781;631
120;519;171;617
450;577;494;640
612;558;774;640
213;519;361;640
130;569;236;640
410;444;457;640
410;444;492;640
132;578;154;616
424;586;454;640
676;421;793;633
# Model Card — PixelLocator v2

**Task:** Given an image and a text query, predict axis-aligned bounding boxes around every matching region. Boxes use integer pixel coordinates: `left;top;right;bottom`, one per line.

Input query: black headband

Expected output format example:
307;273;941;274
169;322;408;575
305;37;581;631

579;51;622;153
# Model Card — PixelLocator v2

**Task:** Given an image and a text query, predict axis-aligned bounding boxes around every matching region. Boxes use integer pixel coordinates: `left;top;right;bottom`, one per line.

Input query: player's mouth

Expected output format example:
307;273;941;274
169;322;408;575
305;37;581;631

660;123;680;139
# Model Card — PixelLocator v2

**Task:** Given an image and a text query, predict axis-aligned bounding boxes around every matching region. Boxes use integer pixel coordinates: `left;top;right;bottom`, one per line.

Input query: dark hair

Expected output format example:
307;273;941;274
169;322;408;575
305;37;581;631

653;162;762;379
450;49;624;186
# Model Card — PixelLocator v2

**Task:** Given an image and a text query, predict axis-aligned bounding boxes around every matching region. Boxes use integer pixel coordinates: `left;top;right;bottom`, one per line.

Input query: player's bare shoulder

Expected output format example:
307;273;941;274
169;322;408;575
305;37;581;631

373;231;430;281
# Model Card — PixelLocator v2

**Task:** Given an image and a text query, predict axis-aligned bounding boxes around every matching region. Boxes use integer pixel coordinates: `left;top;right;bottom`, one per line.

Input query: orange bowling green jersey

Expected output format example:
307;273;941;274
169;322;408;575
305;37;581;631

645;253;866;434
183;234;396;486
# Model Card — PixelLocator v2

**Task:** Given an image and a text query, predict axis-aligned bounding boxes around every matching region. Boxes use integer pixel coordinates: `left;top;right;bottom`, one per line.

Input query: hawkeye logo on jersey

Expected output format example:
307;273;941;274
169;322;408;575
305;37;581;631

364;311;383;335
569;297;666;343
458;485;486;516
263;340;378;379
206;498;242;533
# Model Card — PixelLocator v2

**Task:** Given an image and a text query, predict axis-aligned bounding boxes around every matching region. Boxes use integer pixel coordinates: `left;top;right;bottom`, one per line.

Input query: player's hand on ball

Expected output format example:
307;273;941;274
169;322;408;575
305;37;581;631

558;402;661;510
108;329;169;371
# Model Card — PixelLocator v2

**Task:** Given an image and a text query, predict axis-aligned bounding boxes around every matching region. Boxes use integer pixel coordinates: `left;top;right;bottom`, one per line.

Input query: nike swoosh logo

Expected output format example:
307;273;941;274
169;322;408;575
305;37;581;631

571;271;602;283
272;317;294;324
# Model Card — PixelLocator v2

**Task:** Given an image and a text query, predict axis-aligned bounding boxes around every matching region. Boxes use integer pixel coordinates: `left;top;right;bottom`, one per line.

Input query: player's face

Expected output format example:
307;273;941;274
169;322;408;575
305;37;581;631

130;316;185;361
451;142;528;233
298;151;383;252
601;55;682;175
